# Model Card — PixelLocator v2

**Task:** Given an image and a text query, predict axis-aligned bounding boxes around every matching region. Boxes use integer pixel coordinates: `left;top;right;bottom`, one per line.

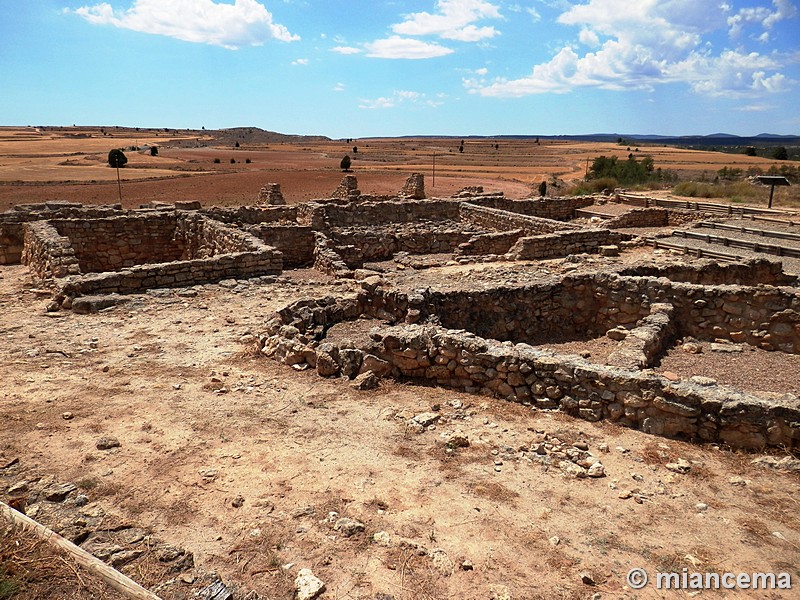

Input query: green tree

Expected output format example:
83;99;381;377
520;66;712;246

538;181;547;197
107;148;127;168
150;146;158;156
773;146;789;160
340;155;352;171
744;146;757;156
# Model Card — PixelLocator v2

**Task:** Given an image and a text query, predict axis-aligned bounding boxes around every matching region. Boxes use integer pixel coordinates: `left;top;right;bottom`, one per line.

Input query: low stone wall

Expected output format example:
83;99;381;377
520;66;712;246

459;203;582;235
56;247;281;302
315;199;461;228
618;259;794;286
258;286;800;450
605;207;706;229
329;223;478;263
456;229;526;256
50;215;187;273
507;229;623;260
312;232;352;277
247;225;315;267
201;205;299;225
606;304;676;369
467;196;596;221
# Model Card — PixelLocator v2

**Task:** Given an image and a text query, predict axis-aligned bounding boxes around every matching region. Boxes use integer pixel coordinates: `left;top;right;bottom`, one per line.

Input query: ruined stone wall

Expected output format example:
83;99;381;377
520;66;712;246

466;196;596;221
258;289;800;450
312;232;353;277
247;225;315;267
618;259;793;286
21;221;81;280
605;208;706;229
318;200;461;228
507;229;623;260
201;205;299;225
329;223;478;262
51;215;187;273
456;229;526;256
56;246;282;301
1;204;124;265
459;203;583;235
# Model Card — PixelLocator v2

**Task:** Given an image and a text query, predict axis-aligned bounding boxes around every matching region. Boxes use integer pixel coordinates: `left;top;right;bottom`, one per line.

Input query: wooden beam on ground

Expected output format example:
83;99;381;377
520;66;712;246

0;500;163;600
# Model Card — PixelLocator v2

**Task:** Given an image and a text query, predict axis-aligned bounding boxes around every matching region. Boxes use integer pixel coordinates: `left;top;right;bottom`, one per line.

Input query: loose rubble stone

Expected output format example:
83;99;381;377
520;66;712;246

295;568;326;600
665;459;692;474
95;437;121;450
333;517;365;537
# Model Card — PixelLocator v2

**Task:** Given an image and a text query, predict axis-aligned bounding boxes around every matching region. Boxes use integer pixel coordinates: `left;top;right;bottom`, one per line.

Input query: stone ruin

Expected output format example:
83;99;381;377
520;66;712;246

399;173;425;200
2;187;799;451
331;175;360;200
257;183;285;206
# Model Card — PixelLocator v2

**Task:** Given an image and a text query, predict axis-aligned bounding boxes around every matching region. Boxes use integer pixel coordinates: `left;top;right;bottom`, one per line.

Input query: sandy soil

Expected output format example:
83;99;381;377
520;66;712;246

1;258;799;599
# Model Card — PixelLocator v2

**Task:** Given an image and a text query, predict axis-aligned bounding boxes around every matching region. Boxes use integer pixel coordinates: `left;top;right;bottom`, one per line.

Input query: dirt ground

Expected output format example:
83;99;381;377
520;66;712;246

1;255;799;599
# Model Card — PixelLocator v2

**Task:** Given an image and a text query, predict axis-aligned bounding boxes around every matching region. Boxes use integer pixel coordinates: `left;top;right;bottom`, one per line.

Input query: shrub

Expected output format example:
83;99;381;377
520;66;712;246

230;158;236;164
245;158;251;164
213;158;221;164
340;155;351;171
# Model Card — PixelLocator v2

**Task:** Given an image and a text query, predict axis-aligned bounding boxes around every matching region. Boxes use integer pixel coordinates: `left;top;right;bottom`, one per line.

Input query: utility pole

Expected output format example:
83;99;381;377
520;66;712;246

432;152;436;188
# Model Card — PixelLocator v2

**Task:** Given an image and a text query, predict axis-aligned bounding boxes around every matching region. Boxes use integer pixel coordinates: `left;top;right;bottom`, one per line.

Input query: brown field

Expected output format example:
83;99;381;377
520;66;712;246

1;126;795;211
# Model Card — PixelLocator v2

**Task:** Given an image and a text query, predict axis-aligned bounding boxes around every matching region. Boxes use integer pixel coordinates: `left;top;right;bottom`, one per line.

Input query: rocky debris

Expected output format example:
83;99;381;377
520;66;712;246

606;326;628;341
489;584;513;600
295;568;326;600
333;516;366;537
95;436;121;450
751;455;800;472
665;458;692;474
351;370;380;390
195;580;233;600
411;412;440;428
430;548;454;575
72;294;127;314
682;341;703;354
42;482;76;502
444;430;470;449
711;343;744;353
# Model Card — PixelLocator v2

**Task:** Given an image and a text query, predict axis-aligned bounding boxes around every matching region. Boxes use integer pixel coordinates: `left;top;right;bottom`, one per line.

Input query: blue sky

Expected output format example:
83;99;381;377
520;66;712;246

1;1;798;137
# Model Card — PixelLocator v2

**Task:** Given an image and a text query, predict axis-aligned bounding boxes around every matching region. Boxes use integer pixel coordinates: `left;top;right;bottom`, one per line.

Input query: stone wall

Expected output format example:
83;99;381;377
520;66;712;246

21;222;81;279
246;225;315;268
316;200;461;228
201;205;299;225
329;223;479;263
257;280;800;450
605;207;706;229
459;203;583;235
618;259;794;286
467;196;596;221
50;215;187;273
399;173;425;200
507;229;623;260
456;229;526;256
1;204;124;265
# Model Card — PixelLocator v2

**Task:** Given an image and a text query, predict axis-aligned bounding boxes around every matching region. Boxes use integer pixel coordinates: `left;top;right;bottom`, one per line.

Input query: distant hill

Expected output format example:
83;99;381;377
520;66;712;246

215;127;331;145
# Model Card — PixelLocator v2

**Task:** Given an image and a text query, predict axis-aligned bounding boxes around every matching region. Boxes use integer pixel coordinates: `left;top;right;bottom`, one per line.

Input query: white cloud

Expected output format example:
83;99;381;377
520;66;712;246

475;67;489;75
364;36;454;59
359;89;443;109
74;0;299;49
331;45;362;55
728;0;797;37
392;0;501;41
736;103;775;111
467;0;795;99
333;82;346;92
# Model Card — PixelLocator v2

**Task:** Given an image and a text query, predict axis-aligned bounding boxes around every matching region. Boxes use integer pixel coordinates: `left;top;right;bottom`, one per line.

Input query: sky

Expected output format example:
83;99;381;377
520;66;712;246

1;0;799;138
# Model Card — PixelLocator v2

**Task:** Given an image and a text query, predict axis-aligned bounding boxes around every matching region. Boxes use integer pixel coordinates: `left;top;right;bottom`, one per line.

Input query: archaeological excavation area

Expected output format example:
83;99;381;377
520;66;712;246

1;176;799;599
